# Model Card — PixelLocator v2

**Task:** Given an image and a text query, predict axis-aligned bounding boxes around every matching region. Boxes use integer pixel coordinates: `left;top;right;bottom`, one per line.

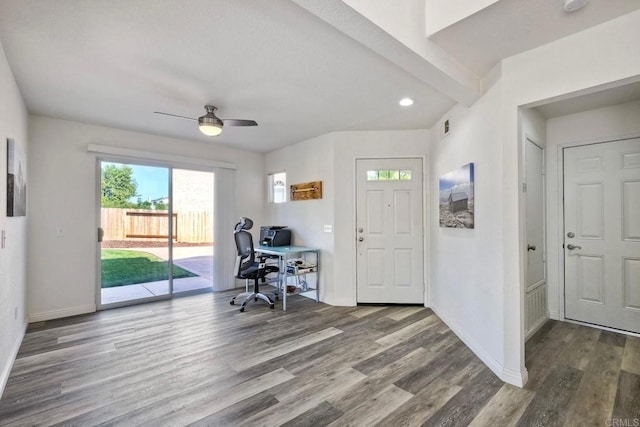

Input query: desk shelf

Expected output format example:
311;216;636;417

256;245;320;311
286;266;317;275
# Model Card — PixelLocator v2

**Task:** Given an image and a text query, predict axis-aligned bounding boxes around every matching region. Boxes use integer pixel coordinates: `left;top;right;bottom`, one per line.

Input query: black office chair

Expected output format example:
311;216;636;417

230;217;279;312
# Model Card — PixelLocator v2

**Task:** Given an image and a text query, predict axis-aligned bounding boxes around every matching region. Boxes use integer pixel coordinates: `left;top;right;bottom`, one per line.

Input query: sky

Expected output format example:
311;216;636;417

103;162;168;202
439;162;474;192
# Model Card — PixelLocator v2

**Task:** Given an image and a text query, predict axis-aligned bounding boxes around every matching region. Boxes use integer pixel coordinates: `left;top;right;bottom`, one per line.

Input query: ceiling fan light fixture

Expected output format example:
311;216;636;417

198;112;223;136
156;104;256;136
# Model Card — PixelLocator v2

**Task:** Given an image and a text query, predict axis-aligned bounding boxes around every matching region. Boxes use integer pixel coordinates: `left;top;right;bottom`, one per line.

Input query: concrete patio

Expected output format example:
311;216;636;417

101;246;214;305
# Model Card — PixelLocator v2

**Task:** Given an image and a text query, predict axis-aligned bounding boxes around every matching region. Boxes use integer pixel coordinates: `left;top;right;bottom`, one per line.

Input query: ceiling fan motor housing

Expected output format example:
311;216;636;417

198;105;223;136
198;114;223;128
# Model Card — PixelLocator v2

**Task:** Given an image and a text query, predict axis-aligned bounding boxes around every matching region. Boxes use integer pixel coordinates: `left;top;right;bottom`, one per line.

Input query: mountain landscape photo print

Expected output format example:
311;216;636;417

7;138;26;217
439;163;474;228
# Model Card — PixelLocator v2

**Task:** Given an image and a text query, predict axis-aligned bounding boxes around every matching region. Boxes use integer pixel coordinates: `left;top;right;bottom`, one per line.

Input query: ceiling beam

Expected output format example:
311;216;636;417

291;0;481;106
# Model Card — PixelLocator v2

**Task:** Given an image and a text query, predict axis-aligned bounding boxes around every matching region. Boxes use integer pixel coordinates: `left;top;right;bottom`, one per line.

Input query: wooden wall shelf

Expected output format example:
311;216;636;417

290;181;322;201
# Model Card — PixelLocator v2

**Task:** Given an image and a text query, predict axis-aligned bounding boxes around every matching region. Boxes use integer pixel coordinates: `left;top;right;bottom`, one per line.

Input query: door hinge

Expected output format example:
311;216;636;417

522;183;527;192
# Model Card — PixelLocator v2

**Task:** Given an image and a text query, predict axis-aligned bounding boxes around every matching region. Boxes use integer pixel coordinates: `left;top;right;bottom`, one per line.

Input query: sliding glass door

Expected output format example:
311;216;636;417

169;168;214;295
99;162;173;306
98;161;215;308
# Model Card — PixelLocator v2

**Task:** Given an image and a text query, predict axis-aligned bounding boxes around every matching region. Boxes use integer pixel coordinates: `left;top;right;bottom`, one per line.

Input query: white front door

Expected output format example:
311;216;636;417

564;138;640;333
356;158;424;304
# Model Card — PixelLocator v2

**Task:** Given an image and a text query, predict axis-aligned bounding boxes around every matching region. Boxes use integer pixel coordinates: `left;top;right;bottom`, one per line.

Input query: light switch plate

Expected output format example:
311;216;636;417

323;224;333;233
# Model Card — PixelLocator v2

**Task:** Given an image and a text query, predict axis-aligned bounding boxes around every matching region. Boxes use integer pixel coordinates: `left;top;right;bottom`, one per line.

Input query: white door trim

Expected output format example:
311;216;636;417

557;132;640;328
353;155;429;306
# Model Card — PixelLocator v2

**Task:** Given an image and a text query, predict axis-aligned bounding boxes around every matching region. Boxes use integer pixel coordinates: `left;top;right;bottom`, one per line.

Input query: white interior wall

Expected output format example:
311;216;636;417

264;133;335;303
27;115;264;321
544;100;640;320
0;41;28;396
265;129;429;306
498;9;640;385
333;130;429;306
428;82;507;382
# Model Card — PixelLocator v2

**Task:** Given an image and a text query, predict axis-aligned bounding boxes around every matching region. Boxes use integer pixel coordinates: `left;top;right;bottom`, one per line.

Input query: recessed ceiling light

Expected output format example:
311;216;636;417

399;98;414;107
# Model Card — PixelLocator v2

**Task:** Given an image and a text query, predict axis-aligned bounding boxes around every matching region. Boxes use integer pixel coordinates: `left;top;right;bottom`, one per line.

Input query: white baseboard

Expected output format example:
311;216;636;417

430;306;527;388
325;297;356;307
502;366;528;388
0;318;27;399
29;304;96;323
548;311;561;320
525;314;550;341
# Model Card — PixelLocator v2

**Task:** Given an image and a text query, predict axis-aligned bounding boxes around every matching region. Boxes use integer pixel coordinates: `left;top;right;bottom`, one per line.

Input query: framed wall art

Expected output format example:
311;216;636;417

7;138;26;217
439;162;474;228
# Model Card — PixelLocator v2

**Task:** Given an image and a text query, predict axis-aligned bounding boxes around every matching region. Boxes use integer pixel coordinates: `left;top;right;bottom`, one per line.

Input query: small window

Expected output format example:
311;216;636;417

366;169;412;181
268;172;287;203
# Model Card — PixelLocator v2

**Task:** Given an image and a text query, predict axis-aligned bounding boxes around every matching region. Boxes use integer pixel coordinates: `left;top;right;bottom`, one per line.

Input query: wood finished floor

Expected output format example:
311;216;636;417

1;291;638;426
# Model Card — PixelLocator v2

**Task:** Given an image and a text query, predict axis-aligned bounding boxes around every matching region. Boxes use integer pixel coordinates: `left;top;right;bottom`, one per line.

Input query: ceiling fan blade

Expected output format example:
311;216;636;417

154;111;197;121
222;119;258;126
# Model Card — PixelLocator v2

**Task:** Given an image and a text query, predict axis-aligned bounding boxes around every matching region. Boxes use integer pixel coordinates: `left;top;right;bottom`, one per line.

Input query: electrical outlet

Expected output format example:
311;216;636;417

56;227;64;237
323;224;333;233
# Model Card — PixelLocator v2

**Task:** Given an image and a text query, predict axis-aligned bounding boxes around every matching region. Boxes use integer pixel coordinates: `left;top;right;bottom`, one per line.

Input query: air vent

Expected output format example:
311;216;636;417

442;117;451;138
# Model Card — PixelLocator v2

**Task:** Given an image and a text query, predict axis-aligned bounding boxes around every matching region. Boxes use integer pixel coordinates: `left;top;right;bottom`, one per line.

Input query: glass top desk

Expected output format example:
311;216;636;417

256;246;319;311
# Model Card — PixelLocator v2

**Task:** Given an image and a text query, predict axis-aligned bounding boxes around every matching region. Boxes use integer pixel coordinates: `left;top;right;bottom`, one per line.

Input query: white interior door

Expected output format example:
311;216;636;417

526;140;545;289
356;158;424;304
564;138;640;333
525;139;547;336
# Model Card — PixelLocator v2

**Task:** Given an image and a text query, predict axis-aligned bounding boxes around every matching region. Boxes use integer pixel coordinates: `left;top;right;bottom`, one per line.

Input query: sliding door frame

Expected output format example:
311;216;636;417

90;144;237;311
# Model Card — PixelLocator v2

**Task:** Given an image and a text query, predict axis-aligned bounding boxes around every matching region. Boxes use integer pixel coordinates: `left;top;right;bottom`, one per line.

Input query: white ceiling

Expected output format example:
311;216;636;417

534;80;640;118
430;0;640;76
0;0;454;152
0;0;638;152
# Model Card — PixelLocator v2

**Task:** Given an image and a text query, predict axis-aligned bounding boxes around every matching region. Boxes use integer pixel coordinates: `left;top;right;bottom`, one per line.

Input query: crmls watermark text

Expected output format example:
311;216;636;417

606;418;640;427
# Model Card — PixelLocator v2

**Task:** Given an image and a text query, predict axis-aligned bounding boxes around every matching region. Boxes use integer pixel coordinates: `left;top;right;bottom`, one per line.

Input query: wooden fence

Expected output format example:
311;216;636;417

101;208;213;243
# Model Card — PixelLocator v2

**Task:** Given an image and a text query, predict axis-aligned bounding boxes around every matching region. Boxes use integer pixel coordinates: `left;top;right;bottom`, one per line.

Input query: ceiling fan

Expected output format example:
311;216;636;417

154;105;258;136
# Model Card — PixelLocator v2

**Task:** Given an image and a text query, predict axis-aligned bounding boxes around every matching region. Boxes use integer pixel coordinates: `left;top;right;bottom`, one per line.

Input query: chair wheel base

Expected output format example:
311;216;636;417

239;307;245;312
230;300;235;305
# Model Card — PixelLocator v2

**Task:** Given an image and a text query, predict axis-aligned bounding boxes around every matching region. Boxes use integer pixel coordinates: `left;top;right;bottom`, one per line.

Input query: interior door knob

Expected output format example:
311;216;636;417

527;244;536;251
566;244;582;250
358;237;364;242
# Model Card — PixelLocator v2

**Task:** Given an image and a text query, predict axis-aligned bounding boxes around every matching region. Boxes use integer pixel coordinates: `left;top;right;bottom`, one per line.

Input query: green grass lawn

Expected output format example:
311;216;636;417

101;249;197;288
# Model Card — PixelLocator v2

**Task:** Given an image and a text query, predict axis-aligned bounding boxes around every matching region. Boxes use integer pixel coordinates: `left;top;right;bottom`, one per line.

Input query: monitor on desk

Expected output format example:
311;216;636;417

259;226;291;247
